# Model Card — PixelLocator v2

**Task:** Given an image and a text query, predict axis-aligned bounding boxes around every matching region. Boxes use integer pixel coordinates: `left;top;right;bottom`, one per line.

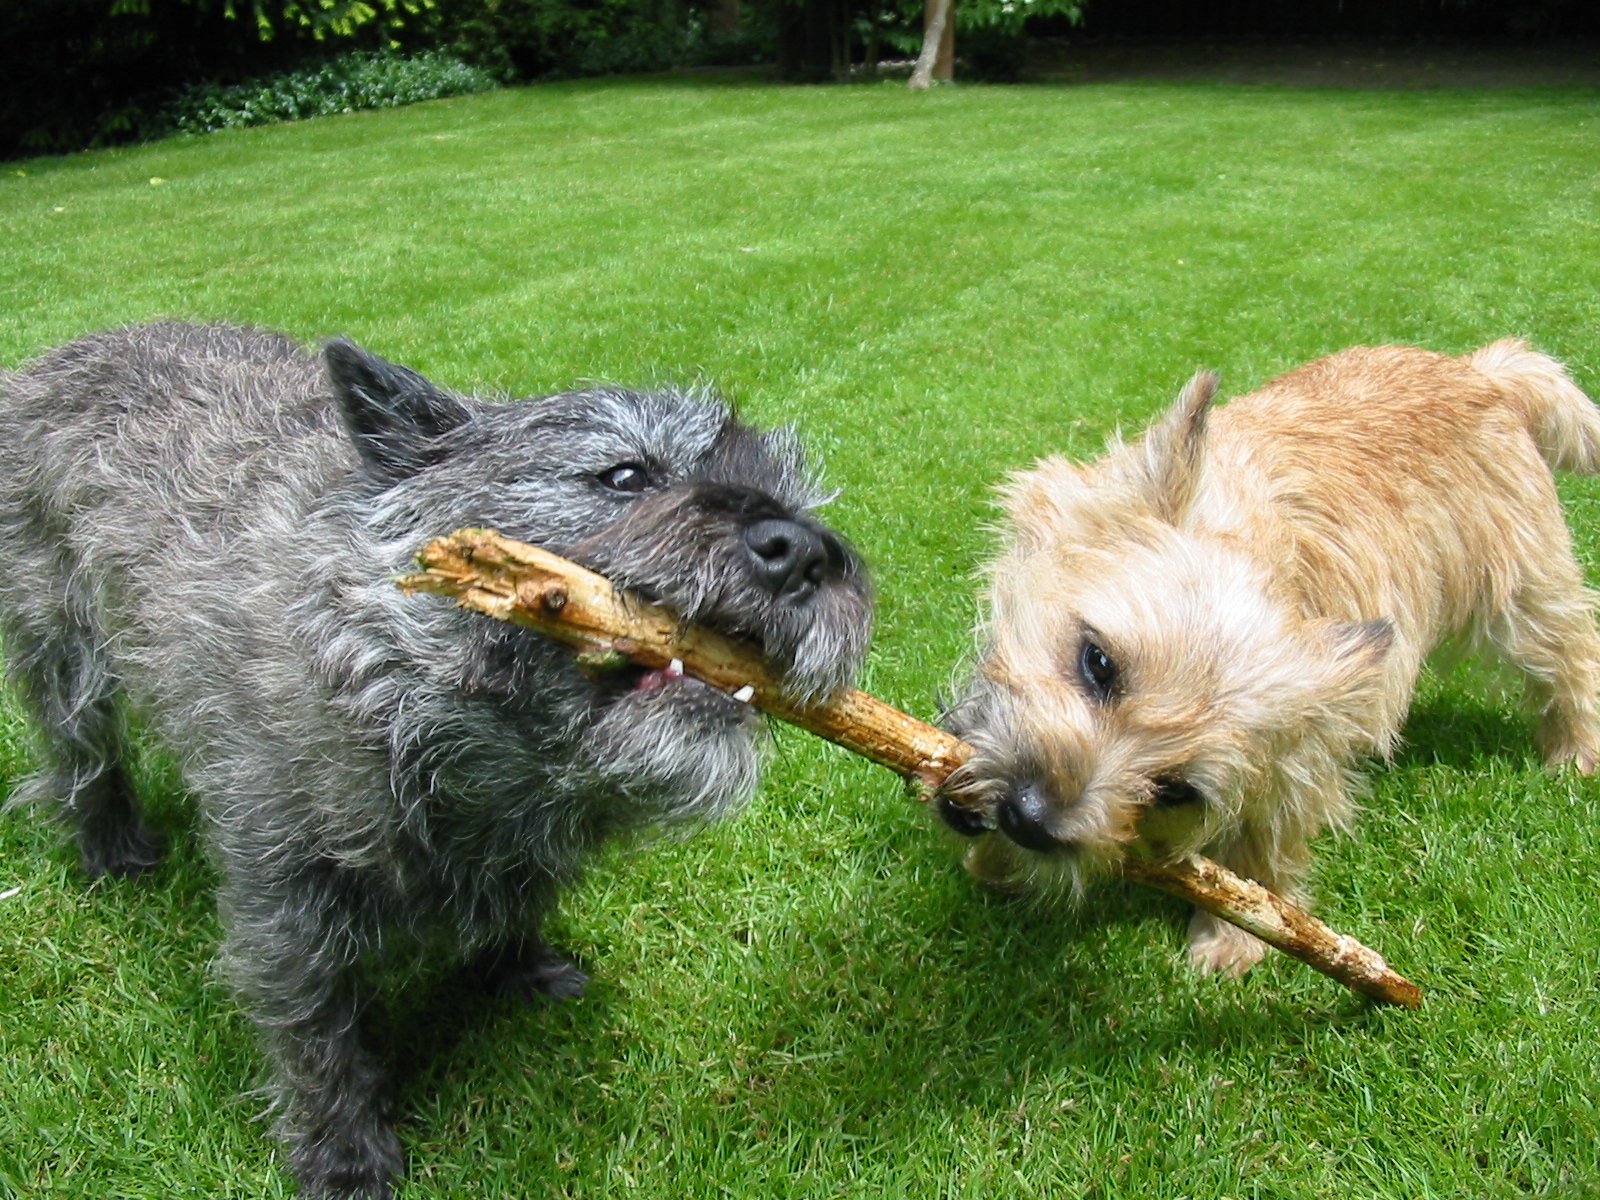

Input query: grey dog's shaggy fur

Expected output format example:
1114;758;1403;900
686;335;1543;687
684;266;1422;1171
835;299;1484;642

0;322;871;1198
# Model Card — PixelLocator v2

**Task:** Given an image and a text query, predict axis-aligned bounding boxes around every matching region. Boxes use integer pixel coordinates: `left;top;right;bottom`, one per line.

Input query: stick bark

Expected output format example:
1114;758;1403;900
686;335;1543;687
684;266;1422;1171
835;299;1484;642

398;527;1421;1009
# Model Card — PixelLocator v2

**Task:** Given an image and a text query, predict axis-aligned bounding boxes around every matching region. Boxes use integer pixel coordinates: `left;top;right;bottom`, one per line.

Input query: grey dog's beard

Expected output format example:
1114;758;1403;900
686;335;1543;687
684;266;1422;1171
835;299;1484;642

691;578;872;704
581;673;765;826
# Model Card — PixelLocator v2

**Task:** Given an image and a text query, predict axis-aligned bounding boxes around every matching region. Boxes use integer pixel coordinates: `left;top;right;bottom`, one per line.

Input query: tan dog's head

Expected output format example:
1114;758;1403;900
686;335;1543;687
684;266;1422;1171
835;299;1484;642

938;373;1392;892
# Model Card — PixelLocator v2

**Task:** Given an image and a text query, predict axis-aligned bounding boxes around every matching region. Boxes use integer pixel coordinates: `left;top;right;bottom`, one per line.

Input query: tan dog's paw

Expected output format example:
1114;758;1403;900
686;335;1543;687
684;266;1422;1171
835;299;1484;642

1539;730;1600;775
1549;746;1599;775
1186;910;1268;978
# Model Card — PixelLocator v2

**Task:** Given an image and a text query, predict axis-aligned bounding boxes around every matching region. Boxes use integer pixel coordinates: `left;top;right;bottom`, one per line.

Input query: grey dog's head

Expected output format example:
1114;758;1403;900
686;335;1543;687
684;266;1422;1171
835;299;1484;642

324;338;872;711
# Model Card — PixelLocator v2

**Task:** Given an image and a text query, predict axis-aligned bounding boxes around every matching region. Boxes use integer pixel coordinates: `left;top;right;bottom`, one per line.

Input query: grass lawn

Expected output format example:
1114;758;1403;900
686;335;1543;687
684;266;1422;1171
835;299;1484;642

4;69;1600;1199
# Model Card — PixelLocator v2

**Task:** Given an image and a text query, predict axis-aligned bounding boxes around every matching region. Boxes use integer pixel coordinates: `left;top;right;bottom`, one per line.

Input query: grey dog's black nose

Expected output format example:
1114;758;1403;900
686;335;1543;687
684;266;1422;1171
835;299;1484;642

745;518;829;602
997;785;1060;853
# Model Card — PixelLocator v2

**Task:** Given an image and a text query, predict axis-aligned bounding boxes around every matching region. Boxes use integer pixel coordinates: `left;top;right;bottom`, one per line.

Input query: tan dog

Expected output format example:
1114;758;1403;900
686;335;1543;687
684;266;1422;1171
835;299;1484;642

938;341;1600;976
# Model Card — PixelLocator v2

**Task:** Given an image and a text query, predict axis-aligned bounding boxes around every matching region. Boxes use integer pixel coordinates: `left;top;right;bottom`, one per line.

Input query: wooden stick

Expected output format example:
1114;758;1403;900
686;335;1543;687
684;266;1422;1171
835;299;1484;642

398;527;1422;1009
1121;857;1420;1007
395;528;967;789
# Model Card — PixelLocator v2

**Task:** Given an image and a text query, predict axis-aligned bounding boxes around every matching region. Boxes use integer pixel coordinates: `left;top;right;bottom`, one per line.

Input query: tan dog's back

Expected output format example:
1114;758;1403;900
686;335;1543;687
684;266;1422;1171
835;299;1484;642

1203;344;1600;734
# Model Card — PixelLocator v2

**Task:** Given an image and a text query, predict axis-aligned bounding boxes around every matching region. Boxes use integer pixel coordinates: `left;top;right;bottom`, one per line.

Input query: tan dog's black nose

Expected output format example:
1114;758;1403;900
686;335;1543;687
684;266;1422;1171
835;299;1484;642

997;785;1060;852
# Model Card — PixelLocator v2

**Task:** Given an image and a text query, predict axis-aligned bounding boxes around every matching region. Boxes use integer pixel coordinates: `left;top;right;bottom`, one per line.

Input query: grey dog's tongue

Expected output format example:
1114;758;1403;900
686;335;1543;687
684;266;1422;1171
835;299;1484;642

635;660;687;693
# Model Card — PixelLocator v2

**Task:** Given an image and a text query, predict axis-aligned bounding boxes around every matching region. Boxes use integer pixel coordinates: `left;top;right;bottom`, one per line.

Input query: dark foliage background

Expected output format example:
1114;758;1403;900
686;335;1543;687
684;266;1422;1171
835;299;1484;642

0;0;760;159
3;0;305;158
4;0;1598;160
1072;0;1600;39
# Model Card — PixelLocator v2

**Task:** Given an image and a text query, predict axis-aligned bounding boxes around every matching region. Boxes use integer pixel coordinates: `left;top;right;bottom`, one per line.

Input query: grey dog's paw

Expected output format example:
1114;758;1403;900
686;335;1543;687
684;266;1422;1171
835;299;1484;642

82;820;165;880
473;941;589;1002
288;1112;403;1200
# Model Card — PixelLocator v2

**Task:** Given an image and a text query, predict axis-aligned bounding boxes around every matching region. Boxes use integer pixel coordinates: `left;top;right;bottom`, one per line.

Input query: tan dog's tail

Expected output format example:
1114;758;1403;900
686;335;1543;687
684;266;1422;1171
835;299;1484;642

1466;339;1600;475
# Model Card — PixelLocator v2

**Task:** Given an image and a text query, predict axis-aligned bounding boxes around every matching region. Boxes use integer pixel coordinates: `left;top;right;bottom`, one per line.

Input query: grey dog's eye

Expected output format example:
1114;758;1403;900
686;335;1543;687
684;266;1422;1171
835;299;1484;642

599;463;650;493
1079;638;1118;700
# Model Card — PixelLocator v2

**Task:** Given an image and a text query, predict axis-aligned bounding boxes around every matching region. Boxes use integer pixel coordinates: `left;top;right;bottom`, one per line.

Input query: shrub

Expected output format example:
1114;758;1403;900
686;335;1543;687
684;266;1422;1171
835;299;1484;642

0;0;437;159
957;24;1031;81
160;50;499;135
434;0;717;82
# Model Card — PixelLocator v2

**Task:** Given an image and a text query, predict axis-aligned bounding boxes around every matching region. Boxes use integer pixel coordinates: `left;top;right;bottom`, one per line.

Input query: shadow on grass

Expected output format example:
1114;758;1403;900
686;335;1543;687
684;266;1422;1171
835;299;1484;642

368;826;1391;1192
1392;695;1534;771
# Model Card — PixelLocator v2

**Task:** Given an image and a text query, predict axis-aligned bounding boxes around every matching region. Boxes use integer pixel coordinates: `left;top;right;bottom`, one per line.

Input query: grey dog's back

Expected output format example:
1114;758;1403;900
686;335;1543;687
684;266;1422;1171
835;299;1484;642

0;323;569;891
0;325;430;910
4;322;335;541
0;323;343;671
2;325;356;765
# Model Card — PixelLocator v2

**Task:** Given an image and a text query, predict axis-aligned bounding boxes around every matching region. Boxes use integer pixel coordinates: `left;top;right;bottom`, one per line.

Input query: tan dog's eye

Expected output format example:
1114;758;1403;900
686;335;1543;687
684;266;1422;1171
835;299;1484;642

1152;775;1202;807
1078;637;1118;700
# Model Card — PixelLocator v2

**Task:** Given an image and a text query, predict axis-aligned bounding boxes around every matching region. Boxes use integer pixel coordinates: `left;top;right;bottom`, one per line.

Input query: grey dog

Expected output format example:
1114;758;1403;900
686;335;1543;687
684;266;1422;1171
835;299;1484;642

0;322;871;1198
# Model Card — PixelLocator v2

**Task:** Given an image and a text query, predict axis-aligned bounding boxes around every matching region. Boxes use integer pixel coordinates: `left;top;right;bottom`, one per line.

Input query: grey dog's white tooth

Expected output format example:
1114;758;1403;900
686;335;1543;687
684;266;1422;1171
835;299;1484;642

733;685;755;703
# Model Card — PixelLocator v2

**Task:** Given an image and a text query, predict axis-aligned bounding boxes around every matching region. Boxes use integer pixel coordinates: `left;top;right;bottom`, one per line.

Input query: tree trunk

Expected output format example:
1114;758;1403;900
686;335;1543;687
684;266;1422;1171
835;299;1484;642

831;0;850;80
909;0;955;90
803;0;832;81
776;1;804;79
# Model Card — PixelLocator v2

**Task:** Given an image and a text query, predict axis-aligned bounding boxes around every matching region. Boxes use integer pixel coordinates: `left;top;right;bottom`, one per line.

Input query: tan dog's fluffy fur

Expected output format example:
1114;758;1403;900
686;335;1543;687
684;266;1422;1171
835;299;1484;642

940;342;1600;976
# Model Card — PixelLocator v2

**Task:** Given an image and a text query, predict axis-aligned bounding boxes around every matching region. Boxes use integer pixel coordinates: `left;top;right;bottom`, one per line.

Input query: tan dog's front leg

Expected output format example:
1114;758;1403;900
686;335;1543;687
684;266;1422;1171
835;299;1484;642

1186;907;1270;977
1185;833;1304;977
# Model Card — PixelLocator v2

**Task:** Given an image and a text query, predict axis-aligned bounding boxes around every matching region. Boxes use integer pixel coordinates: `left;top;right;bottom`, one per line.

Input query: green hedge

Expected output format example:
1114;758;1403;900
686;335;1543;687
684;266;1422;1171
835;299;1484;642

162;50;499;135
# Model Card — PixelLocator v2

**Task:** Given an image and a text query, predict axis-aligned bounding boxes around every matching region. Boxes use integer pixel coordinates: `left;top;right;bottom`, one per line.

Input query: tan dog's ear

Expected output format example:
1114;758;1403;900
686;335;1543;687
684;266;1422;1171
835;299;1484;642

1324;618;1394;668
1134;370;1218;523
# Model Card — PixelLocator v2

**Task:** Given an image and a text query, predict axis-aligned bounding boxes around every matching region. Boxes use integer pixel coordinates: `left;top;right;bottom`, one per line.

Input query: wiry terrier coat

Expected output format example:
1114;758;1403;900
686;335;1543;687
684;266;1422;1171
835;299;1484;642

939;341;1600;976
0;322;871;1198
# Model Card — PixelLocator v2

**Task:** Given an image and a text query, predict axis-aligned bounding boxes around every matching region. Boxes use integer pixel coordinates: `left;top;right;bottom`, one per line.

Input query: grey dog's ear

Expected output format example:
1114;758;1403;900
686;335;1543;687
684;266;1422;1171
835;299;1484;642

1137;370;1218;523
325;338;473;483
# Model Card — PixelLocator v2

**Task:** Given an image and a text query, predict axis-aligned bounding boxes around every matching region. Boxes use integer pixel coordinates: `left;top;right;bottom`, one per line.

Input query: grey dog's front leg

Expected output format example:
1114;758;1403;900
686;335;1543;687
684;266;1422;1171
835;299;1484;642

267;999;400;1200
224;891;402;1199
